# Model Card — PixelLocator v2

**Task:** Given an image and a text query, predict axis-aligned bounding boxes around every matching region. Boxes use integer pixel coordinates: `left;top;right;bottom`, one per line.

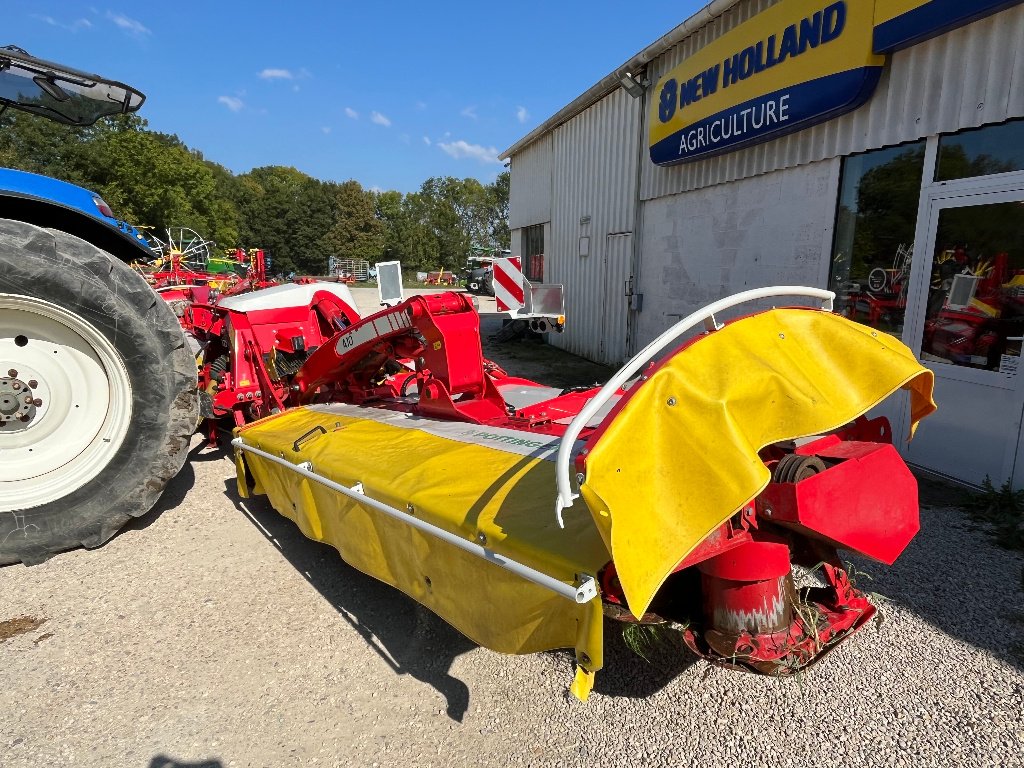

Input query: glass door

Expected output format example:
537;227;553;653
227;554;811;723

900;187;1024;485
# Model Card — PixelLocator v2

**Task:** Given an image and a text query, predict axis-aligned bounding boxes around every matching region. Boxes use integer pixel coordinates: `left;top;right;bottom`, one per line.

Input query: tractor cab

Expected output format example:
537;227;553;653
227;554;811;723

0;45;144;126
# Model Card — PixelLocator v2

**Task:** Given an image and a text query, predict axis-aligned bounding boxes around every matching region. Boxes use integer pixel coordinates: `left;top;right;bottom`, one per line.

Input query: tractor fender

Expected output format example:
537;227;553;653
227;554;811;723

0;179;153;264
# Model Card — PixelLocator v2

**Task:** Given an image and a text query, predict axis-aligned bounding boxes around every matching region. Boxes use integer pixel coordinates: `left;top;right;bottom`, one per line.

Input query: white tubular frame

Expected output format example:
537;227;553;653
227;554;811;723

233;438;598;604
554;286;836;527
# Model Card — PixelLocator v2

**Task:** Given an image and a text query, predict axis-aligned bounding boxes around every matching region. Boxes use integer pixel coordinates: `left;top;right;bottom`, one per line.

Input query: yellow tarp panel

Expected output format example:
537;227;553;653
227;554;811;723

580;309;936;619
236;406;608;674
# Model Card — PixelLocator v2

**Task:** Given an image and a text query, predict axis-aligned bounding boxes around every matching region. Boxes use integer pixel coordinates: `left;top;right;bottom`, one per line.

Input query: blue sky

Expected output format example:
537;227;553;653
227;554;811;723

8;2;706;192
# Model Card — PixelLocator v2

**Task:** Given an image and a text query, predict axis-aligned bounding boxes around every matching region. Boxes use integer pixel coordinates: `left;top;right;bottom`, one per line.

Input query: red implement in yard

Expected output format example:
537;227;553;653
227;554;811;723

175;281;361;444
230;286;936;699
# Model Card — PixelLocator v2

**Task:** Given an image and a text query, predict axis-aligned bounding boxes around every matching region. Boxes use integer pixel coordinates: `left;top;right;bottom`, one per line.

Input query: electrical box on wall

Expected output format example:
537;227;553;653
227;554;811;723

625;277;643;311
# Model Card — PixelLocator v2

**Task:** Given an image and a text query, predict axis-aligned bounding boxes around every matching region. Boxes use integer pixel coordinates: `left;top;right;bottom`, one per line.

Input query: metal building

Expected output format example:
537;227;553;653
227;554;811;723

503;0;1024;488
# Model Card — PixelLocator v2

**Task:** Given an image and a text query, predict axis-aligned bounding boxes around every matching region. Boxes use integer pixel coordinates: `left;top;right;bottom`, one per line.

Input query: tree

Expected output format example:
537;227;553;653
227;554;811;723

322;180;384;263
236;166;335;275
82;126;225;241
0;109;513;276
488;171;510;249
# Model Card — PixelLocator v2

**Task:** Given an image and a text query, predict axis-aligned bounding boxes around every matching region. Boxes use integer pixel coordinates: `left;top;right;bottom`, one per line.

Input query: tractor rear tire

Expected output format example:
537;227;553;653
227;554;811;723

0;219;198;565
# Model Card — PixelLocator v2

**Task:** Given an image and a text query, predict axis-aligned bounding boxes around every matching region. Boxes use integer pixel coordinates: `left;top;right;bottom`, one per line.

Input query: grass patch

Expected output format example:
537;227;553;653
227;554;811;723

621;622;684;664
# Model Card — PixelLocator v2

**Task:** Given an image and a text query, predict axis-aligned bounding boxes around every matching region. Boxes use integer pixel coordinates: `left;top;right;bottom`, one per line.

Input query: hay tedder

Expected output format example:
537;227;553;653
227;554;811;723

231;285;936;699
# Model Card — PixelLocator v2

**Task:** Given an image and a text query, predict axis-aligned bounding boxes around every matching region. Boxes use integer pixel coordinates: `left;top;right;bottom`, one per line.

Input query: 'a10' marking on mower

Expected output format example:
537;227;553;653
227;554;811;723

335;309;412;354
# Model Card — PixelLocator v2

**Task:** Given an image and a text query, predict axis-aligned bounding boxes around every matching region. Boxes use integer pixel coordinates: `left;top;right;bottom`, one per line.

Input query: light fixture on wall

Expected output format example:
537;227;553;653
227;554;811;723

618;71;648;99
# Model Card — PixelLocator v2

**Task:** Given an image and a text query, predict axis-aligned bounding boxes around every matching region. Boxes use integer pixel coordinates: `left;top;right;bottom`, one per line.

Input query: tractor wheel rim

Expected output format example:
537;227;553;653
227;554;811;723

0;294;133;511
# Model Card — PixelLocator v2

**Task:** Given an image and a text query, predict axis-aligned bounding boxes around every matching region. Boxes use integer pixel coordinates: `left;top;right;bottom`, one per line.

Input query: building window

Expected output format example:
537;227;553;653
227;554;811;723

937;119;1024;182
830;141;927;337
522;224;544;282
920;203;1024;371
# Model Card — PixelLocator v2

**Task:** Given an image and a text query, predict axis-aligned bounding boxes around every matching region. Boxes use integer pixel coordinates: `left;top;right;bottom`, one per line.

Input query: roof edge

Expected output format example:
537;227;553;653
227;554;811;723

500;0;744;160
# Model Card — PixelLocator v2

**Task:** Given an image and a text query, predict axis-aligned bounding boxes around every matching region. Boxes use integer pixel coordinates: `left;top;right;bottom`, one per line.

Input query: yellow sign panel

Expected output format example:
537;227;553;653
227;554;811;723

649;0;884;165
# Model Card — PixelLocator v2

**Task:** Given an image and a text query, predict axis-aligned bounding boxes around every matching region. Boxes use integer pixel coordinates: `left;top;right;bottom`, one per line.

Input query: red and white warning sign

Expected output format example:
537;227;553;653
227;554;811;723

492;256;525;313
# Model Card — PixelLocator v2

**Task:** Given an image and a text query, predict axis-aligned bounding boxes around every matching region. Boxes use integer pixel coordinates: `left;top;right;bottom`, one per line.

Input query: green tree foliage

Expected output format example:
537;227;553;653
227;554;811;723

489;171;511;248
322;180;384;263
84;127;230;246
235;165;336;275
0;111;511;276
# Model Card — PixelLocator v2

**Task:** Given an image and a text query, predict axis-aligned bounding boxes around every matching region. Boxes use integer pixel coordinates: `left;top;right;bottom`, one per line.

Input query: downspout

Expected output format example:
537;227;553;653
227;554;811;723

626;74;649;358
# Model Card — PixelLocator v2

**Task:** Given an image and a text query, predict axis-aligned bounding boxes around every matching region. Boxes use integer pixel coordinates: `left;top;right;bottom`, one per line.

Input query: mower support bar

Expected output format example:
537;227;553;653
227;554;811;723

554;286;836;526
233;438;599;604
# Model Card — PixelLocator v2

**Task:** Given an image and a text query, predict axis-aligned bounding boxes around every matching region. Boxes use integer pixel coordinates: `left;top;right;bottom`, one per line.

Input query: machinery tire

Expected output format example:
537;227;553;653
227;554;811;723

0;220;199;565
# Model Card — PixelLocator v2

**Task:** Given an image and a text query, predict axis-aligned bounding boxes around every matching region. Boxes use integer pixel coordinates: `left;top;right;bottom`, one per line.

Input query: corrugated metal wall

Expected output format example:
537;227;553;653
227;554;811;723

509;135;552;229
549;89;640;364
641;2;1024;199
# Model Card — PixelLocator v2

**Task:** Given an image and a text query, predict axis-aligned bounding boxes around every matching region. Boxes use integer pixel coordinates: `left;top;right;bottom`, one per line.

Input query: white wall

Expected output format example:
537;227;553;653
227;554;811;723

509;228;522;259
636;158;839;348
549;90;640;365
509;136;552;230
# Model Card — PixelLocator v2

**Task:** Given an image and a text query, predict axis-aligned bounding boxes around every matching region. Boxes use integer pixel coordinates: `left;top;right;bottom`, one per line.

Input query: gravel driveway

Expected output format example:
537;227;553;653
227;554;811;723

2;292;1022;768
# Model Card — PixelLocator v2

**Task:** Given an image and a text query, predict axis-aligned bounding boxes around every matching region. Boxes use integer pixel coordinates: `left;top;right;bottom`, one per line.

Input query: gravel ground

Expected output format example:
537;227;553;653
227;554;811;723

2;289;1023;768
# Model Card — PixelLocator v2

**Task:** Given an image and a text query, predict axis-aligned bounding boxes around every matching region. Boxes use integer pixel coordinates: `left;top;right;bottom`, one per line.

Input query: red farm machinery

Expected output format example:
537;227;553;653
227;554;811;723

227;285;935;699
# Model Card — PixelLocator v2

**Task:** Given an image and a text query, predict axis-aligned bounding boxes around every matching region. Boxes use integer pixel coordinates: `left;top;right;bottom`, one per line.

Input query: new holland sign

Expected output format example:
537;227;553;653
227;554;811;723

648;0;1021;166
649;1;883;166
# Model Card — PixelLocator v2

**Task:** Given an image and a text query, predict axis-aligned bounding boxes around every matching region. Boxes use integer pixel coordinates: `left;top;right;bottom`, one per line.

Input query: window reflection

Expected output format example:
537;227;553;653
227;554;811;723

938;119;1024;182
831;142;926;337
921;203;1024;371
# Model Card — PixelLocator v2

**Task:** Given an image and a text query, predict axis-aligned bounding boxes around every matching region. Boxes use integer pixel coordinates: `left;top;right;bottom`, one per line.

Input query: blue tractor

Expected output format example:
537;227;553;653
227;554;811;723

0;47;198;564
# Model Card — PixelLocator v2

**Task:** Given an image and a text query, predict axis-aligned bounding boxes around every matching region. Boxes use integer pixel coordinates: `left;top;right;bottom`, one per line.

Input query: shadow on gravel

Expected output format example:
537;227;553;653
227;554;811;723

116;440;220;539
225;480;477;722
225;474;705;709
852;477;1024;673
148;757;223;768
478;316;618;389
592;625;700;698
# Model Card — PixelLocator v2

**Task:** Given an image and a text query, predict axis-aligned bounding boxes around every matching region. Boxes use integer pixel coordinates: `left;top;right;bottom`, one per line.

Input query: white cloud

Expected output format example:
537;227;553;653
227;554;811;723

460;105;479;120
422;136;432;146
321;126;331;134
516;105;529;124
370;111;391;127
33;14;92;31
259;68;294;80
218;95;244;112
369;186;385;194
415;101;428;111
400;134;411;144
344;107;359;120
437;140;501;165
107;11;150;36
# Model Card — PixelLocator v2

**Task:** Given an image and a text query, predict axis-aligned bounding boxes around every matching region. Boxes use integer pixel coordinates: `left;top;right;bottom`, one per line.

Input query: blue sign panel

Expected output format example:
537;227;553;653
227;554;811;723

874;0;1022;53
